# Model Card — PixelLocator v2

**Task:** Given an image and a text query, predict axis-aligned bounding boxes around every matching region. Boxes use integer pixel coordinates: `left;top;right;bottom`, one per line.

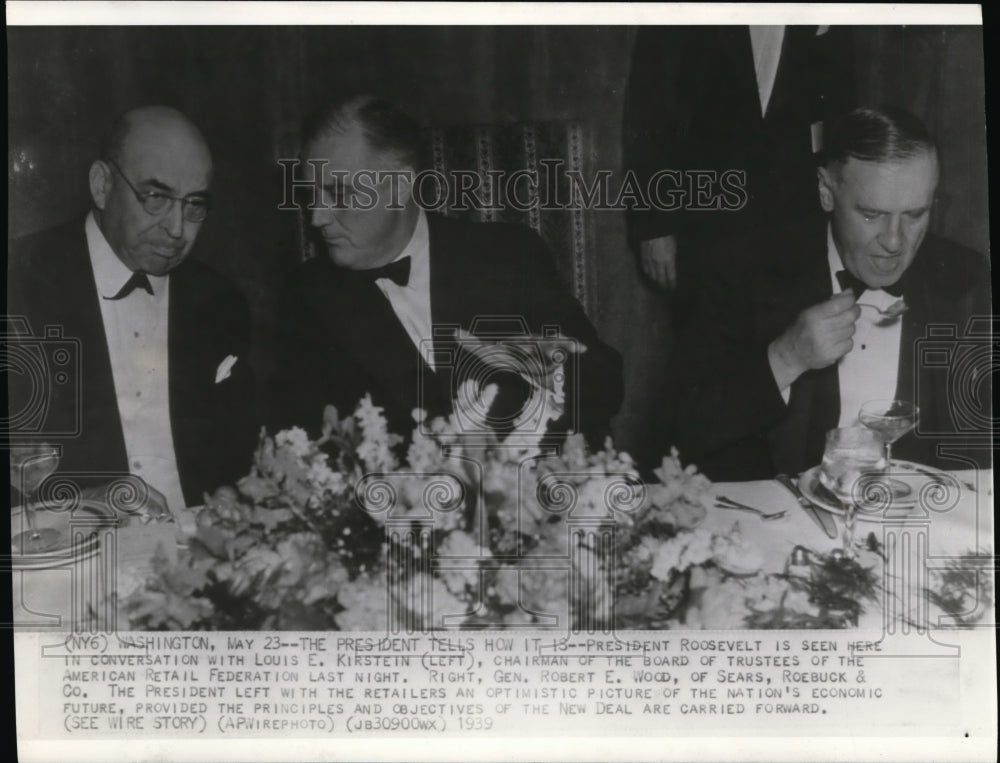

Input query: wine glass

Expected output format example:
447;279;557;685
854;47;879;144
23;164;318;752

858;399;919;466
9;444;63;553
819;427;886;555
859;399;919;498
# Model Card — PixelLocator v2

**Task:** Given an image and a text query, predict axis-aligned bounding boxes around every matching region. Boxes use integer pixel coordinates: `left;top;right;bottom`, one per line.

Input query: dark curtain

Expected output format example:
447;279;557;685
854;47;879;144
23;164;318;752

6;26;988;468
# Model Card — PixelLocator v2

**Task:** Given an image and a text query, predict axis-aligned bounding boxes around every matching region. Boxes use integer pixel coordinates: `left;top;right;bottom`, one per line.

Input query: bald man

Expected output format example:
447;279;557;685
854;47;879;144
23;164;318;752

7;106;255;514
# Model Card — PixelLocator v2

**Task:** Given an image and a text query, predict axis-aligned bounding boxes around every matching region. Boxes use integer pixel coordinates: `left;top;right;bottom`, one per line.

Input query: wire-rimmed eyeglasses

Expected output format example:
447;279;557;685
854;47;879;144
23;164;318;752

106;158;212;223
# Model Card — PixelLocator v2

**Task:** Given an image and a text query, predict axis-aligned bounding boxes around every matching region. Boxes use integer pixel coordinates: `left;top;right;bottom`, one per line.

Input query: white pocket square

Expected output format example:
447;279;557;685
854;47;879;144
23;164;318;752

215;355;238;384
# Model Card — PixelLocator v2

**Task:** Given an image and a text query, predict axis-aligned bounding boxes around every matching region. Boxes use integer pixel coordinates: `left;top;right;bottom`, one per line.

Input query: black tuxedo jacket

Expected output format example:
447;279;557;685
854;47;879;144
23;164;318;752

674;215;992;480
624;25;856;246
271;213;624;445
6;218;256;506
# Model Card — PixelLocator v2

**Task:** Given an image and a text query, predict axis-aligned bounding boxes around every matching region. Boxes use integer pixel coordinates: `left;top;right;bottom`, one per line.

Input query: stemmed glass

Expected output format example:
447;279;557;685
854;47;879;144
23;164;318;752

819;427;886;555
858;399;919;467
9;444;63;554
859;399;919;498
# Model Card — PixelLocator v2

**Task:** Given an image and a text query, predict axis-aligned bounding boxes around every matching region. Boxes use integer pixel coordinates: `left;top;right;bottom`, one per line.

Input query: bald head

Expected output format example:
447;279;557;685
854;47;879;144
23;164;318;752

90;106;213;276
103;105;212;178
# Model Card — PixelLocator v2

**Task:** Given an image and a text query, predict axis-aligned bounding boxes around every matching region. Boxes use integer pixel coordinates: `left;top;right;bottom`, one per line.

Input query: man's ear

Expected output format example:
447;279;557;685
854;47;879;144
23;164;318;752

88;160;112;210
816;165;836;213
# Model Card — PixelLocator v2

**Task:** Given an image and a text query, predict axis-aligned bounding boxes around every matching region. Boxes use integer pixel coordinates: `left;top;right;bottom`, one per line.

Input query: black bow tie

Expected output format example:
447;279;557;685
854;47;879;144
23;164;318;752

105;271;154;300
354;257;411;287
836;269;905;298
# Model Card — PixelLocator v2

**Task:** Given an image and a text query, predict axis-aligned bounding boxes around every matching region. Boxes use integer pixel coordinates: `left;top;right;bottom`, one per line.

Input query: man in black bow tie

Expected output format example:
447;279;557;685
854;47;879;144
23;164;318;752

7;106;255;513
273;95;623;446
674;107;991;480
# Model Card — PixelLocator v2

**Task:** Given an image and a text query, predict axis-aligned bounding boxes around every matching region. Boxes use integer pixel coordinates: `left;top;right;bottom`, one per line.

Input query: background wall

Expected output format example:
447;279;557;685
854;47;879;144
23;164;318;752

6;26;989;468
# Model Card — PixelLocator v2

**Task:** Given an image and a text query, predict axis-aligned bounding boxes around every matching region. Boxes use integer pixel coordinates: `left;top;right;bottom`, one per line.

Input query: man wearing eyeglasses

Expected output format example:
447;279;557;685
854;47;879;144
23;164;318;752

7;105;255;516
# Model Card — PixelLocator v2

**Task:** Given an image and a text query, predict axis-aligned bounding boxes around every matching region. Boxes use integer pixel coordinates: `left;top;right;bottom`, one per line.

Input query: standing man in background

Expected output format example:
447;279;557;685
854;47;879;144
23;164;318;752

622;25;857;467
623;25;856;294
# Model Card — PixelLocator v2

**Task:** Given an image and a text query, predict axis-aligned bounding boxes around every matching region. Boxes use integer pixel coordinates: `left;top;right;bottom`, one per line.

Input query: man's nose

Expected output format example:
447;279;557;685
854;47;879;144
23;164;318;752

161;200;186;239
879;216;903;253
310;202;338;229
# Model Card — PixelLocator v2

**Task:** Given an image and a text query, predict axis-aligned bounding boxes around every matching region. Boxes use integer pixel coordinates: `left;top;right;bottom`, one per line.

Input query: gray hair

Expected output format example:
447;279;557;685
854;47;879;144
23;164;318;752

824;106;936;168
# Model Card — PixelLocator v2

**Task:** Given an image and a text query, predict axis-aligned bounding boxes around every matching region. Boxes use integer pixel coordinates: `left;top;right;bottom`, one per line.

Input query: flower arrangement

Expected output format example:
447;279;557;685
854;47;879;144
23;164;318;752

117;383;884;632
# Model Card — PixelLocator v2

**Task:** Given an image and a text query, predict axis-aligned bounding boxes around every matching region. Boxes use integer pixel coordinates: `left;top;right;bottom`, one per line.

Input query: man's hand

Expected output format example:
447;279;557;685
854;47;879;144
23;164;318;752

455;329;586;395
639;235;678;290
768;290;860;390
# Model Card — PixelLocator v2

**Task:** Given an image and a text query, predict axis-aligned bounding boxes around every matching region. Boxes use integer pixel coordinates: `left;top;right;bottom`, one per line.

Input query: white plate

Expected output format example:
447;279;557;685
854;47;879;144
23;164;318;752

799;461;958;520
10;503;109;568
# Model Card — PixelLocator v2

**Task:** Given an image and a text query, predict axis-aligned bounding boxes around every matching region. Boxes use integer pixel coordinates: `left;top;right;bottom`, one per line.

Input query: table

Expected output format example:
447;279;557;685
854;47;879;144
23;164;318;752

707;469;991;562
10;470;992;632
702;469;993;631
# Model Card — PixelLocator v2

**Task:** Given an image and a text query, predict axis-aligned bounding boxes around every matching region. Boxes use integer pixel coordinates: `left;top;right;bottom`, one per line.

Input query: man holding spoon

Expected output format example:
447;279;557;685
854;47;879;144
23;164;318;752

675;106;990;480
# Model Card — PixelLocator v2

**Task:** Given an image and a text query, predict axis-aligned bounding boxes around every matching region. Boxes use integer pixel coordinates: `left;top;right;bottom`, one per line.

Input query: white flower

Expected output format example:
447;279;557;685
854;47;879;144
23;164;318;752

697;580;751;629
336;575;390;631
240;546;285;578
406;431;442;473
305;455;346;494
437;531;490;595
354;394;400;473
452;380;500;435
711;522;764;574
482;460;518;497
429;575;472;622
439;530;490;559
575;477;615;519
649;528;715;581
274;427;312;460
115;568;148;600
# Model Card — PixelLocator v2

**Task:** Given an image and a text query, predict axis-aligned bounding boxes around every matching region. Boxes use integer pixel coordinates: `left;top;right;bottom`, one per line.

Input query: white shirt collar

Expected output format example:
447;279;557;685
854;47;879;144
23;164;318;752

392;208;428;262
85;211;167;301
826;222;899;307
748;25;785;117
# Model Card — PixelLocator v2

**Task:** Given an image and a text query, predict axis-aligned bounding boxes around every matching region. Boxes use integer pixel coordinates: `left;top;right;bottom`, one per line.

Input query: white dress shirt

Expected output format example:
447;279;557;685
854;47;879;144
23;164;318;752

85;213;186;513
826;225;902;427
373;209;436;370
748;26;786;117
776;226;902;419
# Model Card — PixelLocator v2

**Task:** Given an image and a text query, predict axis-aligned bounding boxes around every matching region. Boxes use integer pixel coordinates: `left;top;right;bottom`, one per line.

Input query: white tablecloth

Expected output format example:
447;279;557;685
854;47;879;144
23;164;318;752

706;469;991;563
702;469;993;631
11;470;992;632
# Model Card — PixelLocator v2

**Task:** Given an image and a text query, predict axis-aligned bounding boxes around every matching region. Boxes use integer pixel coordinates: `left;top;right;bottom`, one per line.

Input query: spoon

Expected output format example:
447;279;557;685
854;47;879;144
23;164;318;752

857;299;908;323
